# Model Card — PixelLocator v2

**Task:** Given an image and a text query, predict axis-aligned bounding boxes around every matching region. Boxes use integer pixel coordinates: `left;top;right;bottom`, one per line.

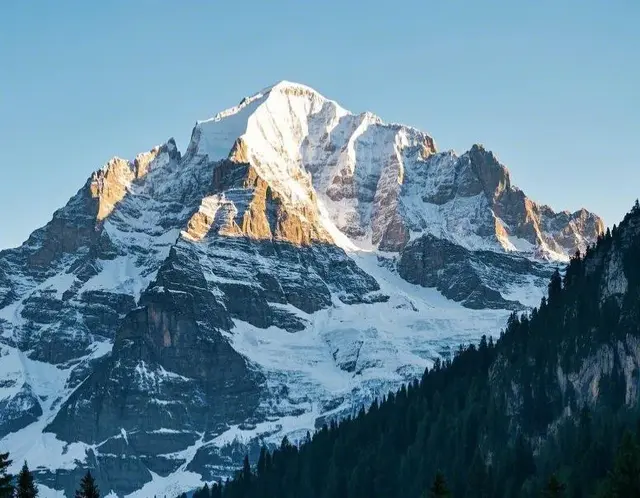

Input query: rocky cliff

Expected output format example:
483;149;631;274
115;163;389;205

0;81;603;497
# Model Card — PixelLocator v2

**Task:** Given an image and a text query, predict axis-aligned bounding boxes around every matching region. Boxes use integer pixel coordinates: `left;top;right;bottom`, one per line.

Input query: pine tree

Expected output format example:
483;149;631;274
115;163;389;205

548;268;563;304
467;451;489;498
75;471;99;498
428;471;451;498
542;474;565;498
242;454;251;484
606;431;640;497
192;484;210;498
16;462;38;498
0;452;13;498
194;208;640;498
210;483;222;498
257;447;267;477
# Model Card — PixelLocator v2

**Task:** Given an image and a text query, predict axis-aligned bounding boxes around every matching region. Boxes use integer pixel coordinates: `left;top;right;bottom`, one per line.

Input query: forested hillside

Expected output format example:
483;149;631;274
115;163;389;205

188;201;640;498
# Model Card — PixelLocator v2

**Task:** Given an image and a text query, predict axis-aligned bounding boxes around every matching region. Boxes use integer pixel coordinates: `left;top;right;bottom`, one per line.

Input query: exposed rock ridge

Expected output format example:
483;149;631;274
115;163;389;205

0;81;607;497
184;139;334;246
188;81;602;258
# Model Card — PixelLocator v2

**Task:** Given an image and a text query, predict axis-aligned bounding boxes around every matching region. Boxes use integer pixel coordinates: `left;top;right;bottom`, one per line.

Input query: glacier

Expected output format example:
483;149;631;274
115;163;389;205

0;81;603;497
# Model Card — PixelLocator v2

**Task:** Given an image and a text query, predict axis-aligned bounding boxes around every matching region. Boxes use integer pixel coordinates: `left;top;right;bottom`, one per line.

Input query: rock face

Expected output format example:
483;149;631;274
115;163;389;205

398;234;553;310
0;81;603;497
486;207;640;443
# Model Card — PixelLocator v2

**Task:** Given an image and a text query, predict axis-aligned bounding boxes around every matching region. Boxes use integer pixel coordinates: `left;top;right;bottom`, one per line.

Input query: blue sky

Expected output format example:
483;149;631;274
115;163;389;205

1;0;638;249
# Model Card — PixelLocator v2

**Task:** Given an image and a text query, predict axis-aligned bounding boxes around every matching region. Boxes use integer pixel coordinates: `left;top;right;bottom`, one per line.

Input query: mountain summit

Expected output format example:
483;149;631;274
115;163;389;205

190;80;602;256
0;82;603;497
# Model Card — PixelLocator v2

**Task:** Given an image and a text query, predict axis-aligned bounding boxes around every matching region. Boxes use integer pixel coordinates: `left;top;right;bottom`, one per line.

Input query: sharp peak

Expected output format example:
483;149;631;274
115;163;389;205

253;80;335;109
261;80;322;94
95;139;179;175
204;80;345;125
468;143;494;156
465;144;505;167
210;80;430;131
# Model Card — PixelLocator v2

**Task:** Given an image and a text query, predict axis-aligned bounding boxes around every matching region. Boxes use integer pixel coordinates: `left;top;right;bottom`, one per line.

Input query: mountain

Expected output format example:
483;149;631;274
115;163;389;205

200;203;640;498
0;81;603;497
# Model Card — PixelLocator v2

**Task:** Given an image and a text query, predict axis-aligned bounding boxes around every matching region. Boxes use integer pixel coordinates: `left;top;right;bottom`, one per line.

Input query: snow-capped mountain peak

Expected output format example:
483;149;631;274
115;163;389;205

0;81;603;498
188;81;601;258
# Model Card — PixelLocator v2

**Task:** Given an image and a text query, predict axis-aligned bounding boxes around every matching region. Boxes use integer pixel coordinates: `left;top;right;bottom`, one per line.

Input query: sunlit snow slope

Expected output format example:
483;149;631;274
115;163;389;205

0;81;603;498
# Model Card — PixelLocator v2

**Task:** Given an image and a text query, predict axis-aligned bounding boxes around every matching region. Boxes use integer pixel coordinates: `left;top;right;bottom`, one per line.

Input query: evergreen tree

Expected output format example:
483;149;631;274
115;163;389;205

210;483;222;498
0;452;13;498
606;431;640;497
201;483;210;498
241;454;251;484
256;447;267;477
428;471;451;498
548;268;562;304
466;451;489;498
193;483;210;498
541;474;565;498
240;453;252;495
201;201;640;498
16;462;38;498
75;471;99;498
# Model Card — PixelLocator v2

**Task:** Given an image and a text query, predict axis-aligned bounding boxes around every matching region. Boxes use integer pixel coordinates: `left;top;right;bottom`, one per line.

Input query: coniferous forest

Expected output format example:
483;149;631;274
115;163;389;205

183;202;640;498
0;453;98;498
3;203;640;497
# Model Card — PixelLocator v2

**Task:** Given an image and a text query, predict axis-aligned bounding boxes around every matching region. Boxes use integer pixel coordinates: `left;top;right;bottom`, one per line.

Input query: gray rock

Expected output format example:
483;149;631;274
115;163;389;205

0;383;42;438
398;234;553;309
0;83;606;497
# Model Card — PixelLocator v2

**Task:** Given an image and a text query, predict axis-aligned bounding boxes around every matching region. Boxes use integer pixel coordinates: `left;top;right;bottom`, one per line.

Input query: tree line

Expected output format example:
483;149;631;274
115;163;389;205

3;200;640;497
181;200;640;497
0;452;99;498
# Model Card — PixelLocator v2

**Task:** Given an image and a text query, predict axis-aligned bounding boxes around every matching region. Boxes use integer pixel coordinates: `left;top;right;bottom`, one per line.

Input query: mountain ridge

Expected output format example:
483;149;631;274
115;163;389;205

197;202;640;498
0;81;604;497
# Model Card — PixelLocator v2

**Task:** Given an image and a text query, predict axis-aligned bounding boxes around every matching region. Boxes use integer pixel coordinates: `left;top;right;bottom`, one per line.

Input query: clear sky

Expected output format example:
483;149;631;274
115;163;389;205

1;1;638;249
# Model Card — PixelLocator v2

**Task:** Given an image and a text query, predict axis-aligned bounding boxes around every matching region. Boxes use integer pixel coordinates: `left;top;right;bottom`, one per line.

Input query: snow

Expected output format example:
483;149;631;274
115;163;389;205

38;272;78;300
196;82;376;247
125;469;204;498
0;337;112;477
503;234;536;253
37;485;68;498
151;428;184;434
500;274;548;308
135;360;192;385
0;350;90;473
0;80;602;497
107;249;512;497
125;434;207;498
221;251;510;444
81;255;150;298
194;81;593;260
211;408;321;448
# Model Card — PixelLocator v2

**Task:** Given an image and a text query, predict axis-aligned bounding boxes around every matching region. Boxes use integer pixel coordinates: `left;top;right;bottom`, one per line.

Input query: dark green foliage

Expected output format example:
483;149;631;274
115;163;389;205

16;461;38;498
599;431;640;497
193;483;210;498
548;268;562;304
541;474;565;498
210;482;223;498
242;455;251;485
428;472;451;498
0;452;13;498
185;203;640;498
75;471;99;498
